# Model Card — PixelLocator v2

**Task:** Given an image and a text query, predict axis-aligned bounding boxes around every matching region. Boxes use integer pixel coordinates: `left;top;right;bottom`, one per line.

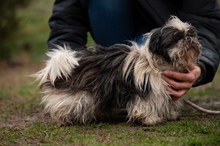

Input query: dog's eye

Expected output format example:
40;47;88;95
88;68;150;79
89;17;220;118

187;32;196;37
187;28;197;37
175;36;182;41
174;32;184;41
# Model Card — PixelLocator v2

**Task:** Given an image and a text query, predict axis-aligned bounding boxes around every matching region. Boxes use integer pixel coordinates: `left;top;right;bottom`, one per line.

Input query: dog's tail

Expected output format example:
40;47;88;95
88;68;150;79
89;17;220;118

34;45;80;87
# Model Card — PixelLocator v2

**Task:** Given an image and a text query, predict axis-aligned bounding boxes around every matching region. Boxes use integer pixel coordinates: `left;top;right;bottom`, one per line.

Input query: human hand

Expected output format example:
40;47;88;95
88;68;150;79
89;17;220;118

162;65;201;101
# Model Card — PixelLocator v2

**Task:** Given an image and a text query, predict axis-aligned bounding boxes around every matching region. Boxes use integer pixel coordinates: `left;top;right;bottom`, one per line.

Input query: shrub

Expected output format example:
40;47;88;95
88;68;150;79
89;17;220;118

0;0;32;60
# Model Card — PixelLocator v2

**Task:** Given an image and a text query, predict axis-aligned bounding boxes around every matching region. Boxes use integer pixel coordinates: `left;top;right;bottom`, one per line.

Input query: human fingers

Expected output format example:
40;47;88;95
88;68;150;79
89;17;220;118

166;86;188;101
163;64;202;87
161;73;192;90
188;65;202;84
163;70;195;83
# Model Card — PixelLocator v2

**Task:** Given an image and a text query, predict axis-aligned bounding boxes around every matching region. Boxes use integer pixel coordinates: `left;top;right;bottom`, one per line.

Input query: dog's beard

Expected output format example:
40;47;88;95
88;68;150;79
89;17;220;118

34;16;201;126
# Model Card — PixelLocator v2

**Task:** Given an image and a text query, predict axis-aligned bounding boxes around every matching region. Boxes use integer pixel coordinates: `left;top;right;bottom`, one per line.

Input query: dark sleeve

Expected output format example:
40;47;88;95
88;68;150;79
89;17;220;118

177;0;220;86
48;0;89;50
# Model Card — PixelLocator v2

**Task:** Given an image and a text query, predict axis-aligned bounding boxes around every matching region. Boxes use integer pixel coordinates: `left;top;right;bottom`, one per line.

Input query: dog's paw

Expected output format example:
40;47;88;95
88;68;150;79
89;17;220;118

140;116;164;126
167;111;180;121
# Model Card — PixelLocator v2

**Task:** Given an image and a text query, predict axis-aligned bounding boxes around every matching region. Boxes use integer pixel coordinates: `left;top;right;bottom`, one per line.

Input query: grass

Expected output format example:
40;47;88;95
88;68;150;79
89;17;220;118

0;1;220;146
1;117;220;145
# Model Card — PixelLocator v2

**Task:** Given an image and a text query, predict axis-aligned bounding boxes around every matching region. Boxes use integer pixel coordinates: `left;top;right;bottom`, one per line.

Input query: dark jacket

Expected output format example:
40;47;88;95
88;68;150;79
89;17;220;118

48;0;220;86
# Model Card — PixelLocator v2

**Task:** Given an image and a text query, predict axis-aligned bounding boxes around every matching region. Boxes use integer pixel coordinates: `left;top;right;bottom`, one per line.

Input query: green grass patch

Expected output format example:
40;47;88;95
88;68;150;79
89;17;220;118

1;119;220;145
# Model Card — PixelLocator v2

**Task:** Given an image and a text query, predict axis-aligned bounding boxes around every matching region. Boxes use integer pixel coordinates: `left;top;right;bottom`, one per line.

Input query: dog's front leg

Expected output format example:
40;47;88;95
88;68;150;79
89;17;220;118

167;99;182;121
126;94;167;126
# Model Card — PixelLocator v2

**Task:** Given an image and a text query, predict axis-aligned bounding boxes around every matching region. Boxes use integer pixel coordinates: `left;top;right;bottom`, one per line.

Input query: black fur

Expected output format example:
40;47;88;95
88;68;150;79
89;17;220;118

48;44;151;111
42;23;198;113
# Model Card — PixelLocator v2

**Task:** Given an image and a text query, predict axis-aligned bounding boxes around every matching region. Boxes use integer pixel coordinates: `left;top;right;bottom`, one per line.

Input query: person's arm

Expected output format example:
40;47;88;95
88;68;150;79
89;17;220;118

163;0;220;100
177;0;220;86
48;0;89;50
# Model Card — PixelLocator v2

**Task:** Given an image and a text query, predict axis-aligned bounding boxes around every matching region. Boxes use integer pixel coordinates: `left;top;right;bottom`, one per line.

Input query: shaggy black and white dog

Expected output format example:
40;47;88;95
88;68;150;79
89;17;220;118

35;16;201;126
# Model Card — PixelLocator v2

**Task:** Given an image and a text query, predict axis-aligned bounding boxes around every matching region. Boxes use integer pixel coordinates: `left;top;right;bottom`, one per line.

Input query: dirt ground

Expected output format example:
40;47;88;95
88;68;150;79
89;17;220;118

0;58;51;128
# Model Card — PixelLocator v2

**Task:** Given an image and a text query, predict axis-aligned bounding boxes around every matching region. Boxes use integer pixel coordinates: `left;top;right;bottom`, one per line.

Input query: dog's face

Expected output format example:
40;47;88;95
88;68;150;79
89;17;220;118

148;17;201;66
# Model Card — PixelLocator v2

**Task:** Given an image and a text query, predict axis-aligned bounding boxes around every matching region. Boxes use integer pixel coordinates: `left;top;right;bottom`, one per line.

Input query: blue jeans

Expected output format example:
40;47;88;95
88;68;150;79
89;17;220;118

88;0;146;47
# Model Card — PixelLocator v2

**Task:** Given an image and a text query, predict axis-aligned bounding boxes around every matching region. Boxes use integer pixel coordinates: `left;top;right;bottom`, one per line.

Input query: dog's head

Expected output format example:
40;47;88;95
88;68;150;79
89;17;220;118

148;16;201;70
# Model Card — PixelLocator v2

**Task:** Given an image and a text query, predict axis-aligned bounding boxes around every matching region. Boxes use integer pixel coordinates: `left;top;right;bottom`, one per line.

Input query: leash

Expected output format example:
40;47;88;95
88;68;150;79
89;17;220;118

183;98;220;114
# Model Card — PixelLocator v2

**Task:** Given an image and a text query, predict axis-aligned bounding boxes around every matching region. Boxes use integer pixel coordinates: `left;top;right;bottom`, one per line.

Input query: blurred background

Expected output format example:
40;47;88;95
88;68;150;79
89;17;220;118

0;0;220;65
0;0;95;66
0;0;53;64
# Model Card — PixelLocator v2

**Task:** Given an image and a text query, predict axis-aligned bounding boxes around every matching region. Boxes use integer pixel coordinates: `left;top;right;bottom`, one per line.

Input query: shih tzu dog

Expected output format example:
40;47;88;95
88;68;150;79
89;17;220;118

34;16;201;126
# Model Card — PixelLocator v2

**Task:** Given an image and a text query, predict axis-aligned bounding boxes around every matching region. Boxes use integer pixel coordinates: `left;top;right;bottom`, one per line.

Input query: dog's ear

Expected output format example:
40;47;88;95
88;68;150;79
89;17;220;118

149;27;177;62
149;28;162;54
149;28;171;62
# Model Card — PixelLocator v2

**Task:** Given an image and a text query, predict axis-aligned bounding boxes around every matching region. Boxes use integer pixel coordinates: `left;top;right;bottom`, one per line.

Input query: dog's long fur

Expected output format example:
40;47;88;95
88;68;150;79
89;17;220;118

34;16;201;126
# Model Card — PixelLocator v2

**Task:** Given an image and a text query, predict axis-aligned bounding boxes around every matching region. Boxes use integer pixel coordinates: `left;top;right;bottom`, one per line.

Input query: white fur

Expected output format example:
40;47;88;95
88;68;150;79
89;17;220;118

34;45;80;86
164;16;191;31
42;88;97;125
36;45;183;125
36;43;182;126
123;47;180;125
